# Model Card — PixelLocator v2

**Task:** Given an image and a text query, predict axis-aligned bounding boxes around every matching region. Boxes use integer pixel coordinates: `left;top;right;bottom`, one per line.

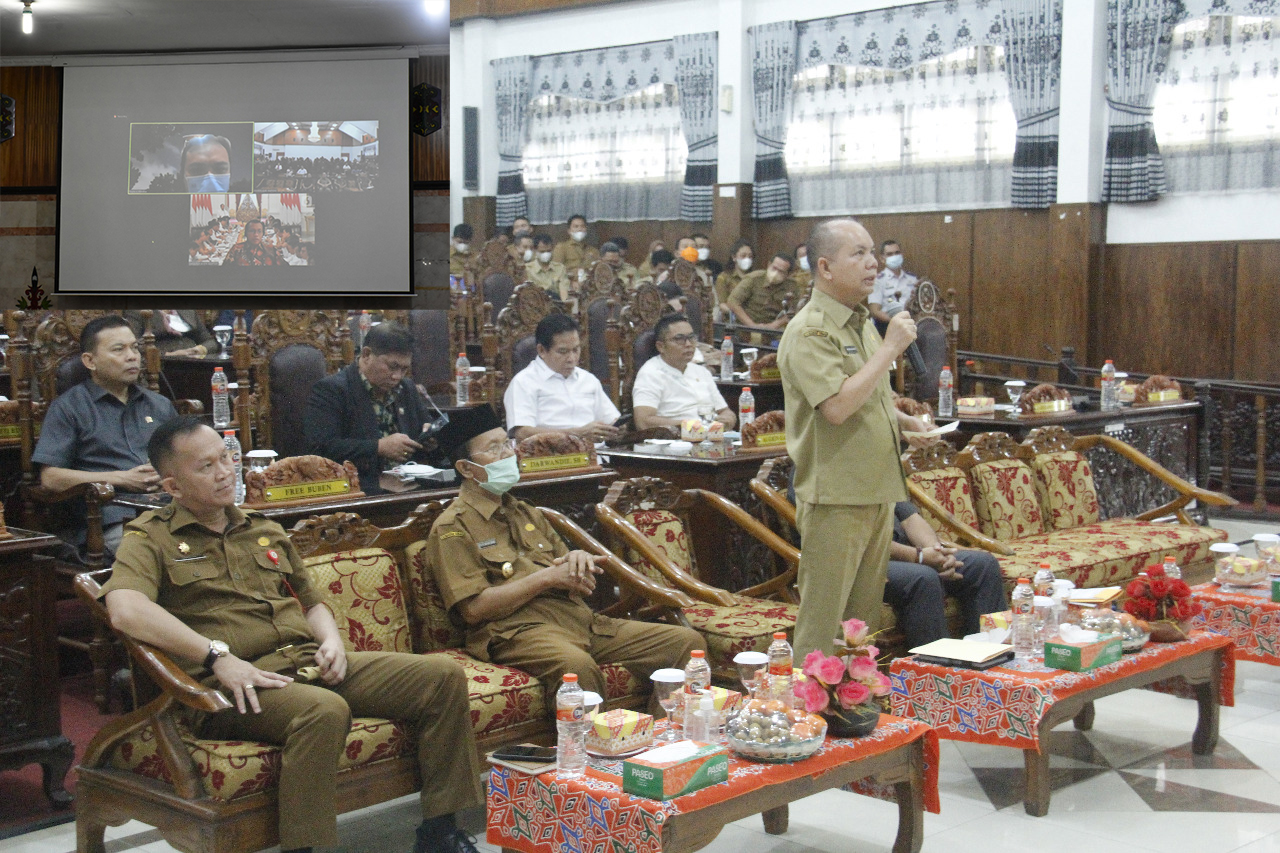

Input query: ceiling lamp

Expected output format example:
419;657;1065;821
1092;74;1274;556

22;0;33;34
307;121;321;143
423;0;446;16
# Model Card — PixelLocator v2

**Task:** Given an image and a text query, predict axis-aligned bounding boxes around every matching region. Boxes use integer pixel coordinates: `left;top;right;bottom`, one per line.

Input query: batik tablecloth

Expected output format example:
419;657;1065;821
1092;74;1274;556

889;630;1234;752
486;715;938;853
1194;581;1280;666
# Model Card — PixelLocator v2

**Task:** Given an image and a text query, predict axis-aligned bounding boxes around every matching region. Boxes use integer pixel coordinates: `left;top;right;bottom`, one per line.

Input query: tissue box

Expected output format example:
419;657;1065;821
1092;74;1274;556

623;741;729;801
1272;577;1280;603
980;610;1012;633
671;686;742;725
586;709;653;756
1043;634;1122;671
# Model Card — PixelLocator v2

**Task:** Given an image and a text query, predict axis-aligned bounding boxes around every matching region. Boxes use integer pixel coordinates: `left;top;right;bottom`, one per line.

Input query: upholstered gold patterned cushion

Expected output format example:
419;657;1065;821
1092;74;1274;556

303;548;412;654
680;600;798;675
996;518;1228;591
622;509;694;587
109;717;411;802
404;541;466;652
1031;451;1101;531
907;467;981;534
969;460;1045;541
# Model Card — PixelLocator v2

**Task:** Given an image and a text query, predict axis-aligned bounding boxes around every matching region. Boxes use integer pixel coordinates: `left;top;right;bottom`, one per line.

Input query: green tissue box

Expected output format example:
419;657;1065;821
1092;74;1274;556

1043;634;1122;671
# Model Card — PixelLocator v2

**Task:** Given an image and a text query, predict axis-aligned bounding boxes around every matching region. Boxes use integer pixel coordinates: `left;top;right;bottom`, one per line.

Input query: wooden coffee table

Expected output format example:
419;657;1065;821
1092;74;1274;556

487;716;938;853
890;630;1234;816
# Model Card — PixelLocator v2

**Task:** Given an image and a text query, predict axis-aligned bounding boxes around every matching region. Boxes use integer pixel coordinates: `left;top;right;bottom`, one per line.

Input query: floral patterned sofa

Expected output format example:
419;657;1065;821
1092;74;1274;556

903;427;1235;592
72;506;682;853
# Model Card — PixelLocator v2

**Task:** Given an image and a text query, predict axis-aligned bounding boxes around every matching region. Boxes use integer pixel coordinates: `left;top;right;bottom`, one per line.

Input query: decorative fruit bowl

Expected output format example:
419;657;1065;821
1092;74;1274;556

1215;556;1268;589
725;702;827;763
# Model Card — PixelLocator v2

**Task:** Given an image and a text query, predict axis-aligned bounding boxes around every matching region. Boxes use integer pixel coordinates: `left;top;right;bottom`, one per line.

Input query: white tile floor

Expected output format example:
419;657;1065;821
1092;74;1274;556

9;515;1280;853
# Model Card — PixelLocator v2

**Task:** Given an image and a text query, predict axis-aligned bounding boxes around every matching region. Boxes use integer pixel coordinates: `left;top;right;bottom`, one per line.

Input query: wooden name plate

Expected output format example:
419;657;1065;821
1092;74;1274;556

243;455;364;508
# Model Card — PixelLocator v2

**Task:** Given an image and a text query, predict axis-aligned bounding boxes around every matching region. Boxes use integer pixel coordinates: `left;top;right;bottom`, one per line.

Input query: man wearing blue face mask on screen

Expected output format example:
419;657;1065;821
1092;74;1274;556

181;134;234;194
424;406;703;714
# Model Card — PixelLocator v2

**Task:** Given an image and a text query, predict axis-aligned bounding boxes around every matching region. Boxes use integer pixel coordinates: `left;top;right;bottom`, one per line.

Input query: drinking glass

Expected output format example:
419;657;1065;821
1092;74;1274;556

1255;534;1280;575
740;347;758;374
733;651;768;700
246;449;277;474
1211;542;1240;591
697;405;716;448
213;325;233;359
651;669;685;742
1005;380;1026;417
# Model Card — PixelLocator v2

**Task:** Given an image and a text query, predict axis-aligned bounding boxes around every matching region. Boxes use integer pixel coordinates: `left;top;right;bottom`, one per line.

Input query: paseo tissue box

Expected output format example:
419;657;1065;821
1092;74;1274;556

623;740;729;801
1043;629;1122;672
585;708;654;756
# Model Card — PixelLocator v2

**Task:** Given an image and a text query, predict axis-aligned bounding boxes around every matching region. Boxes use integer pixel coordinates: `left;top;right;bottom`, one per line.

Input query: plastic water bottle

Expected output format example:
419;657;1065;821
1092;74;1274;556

1101;359;1118;411
455;352;471;406
938;365;954;418
720;336;734;382
555;673;586;779
211;367;231;429
1033;562;1055;598
766;632;794;708
681;650;711;737
357;310;372;349
222;430;244;506
1162;555;1181;580
1033;595;1053;651
738;386;755;427
1011;579;1036;666
684;689;717;743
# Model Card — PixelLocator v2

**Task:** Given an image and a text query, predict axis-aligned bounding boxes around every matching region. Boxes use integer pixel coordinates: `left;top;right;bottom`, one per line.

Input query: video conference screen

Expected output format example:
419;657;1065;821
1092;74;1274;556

59;59;410;295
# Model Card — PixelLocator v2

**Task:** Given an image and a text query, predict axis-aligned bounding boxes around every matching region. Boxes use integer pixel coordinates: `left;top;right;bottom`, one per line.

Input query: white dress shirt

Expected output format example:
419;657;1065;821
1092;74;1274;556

503;355;620;430
871;269;919;309
631;355;728;420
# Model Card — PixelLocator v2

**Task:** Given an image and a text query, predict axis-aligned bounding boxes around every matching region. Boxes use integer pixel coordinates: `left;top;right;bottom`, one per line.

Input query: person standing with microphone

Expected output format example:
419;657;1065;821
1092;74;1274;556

778;218;930;659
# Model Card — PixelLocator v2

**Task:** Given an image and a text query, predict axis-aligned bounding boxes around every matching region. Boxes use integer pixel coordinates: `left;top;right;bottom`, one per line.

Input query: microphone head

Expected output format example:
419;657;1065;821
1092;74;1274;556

882;298;905;318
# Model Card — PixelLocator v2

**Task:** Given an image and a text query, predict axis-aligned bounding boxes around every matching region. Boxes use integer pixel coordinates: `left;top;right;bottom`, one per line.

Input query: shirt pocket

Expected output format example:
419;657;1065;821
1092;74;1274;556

252;550;293;576
477;544;521;581
165;552;224;586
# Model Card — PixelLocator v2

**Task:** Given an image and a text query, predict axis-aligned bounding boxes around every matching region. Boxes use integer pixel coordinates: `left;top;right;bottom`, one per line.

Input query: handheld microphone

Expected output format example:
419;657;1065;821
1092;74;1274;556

882;298;927;378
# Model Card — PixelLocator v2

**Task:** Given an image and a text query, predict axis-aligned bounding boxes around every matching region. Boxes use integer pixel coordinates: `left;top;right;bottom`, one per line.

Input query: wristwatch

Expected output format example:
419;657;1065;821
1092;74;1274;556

203;640;230;671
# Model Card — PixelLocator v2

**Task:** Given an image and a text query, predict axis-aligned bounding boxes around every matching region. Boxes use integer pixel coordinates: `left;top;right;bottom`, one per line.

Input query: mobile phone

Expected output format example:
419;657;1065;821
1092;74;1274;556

492;745;557;762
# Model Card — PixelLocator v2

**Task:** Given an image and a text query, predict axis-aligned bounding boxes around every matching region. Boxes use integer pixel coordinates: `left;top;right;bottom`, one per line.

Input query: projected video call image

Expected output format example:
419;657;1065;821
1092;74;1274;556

188;193;317;267
253;121;378;192
129;122;254;194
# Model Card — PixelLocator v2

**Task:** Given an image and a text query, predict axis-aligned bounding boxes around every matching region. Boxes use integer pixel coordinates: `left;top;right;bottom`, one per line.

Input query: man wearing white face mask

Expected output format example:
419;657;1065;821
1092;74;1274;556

790;243;813;300
425;406;704;710
526;233;571;300
727;252;797;330
551;214;599;281
449;224;473;276
181;134;234;194
869;238;919;335
714;239;754;320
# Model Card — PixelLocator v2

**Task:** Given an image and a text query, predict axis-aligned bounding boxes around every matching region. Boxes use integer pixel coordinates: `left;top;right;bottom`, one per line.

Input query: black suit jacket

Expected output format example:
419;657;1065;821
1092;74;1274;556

303;362;445;495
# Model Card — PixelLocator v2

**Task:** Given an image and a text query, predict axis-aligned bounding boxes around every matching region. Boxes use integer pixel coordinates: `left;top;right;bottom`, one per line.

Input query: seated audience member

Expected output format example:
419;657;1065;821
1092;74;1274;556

215;309;253;332
869;237;919;336
635;239;666;280
715;240;754;318
511;216;533;241
449;223;473;276
692;232;722;281
526;234;571;300
636;249;675;288
426;406;704;708
598;241;635;289
304;322;448;496
790;243;812;296
658;280;685;313
101;416;483;853
124;310;216;357
727;252;797;330
32;315;177;556
551;214;599;281
512;232;535;266
503;314;620;443
222;219;283;266
632;314;735;431
606;237;640;288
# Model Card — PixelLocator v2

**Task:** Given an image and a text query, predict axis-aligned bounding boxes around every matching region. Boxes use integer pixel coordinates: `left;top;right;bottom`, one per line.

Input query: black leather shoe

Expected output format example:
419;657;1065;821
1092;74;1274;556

439;829;479;853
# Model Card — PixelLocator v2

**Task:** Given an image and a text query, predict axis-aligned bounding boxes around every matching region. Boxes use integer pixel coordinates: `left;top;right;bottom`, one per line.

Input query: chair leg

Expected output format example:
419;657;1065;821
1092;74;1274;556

89;623;116;714
77;815;108;853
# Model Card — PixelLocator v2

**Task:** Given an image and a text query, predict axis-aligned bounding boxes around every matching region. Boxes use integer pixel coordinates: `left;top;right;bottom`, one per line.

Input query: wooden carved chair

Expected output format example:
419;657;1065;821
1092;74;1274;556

473;237;526;330
233;310;351;456
576;260;625;398
894;280;957;402
671;259;714;346
616;283;669;416
481;282;560;411
595;476;800;681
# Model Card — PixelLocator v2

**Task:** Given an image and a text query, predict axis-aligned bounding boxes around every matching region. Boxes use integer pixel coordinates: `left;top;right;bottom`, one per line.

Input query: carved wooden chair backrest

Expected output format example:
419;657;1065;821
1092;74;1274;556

489;282;562;403
955;431;1021;471
671;259;713;345
599;476;703;586
578;260;625;393
899;280;957;401
474;238;526;329
750;454;797;537
616;283;669;415
240;310;352;455
290;509;433;570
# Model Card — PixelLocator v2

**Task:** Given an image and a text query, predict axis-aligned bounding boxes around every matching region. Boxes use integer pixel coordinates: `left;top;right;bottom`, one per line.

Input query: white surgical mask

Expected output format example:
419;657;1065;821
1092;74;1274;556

476;454;520;496
522;248;534;262
799;256;810;272
186;173;230;193
571;230;586;242
885;254;904;271
737;257;753;272
538;251;553;264
696;247;710;261
455;242;470;254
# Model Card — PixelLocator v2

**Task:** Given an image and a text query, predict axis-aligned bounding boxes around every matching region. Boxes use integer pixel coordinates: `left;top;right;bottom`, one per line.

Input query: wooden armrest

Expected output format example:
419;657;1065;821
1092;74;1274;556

749;477;797;529
594;503;737;607
905;481;1016;556
540;507;696;612
1073;434;1238;514
25;480;116;506
692;489;799;600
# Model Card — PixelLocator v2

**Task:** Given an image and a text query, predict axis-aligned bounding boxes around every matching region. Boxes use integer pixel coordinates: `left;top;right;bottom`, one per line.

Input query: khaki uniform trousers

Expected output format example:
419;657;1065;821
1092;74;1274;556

200;650;483;850
792;501;893;660
487;606;704;715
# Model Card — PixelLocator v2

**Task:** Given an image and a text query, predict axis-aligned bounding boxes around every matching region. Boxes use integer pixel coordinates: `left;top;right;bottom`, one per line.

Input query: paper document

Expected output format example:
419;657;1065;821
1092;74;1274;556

909;638;1013;663
1068;587;1123;605
902;420;960;439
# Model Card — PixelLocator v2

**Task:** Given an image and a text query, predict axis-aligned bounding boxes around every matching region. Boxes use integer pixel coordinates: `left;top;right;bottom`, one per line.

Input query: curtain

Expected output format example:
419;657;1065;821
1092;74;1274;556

1001;0;1063;208
749;21;797;219
1155;13;1280;193
672;32;719;222
494;56;532;226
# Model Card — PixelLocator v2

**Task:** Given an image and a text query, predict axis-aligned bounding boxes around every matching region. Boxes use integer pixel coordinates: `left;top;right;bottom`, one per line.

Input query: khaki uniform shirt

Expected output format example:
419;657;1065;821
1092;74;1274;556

714;268;747;306
427;480;613;660
616;261;639;290
525;260;571;301
789;269;813;304
778;287;907;507
728;271;796;326
100;503;320;678
449;248;469;276
551;240;599;278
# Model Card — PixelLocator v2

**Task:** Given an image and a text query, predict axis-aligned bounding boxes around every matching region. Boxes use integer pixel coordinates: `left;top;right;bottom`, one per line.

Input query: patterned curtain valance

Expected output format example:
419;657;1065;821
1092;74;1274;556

529;41;678;104
1181;0;1279;16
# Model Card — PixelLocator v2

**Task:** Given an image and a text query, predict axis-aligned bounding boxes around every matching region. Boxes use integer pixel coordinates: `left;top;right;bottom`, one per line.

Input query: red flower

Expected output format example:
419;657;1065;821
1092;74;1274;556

1170;579;1191;597
1149;577;1171;598
1126;579;1148;598
1147;564;1166;578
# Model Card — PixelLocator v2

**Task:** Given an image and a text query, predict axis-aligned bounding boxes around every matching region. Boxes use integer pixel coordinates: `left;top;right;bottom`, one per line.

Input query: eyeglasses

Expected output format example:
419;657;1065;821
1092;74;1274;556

474;438;517;458
665;333;698;345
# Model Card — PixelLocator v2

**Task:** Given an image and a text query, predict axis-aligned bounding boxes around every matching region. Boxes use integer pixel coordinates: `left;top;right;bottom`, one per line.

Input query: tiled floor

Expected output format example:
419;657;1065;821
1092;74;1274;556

9;514;1280;853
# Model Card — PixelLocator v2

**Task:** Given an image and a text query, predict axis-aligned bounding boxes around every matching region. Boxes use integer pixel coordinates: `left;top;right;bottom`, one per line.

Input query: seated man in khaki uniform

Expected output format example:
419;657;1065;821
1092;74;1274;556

426;406;704;708
101;417;484;853
727;252;797;330
526;233;571;301
551;213;599;282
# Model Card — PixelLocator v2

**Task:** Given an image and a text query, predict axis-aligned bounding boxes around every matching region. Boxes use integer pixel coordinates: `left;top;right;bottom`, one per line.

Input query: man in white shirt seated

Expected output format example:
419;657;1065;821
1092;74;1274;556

503;313;621;443
632;314;735;431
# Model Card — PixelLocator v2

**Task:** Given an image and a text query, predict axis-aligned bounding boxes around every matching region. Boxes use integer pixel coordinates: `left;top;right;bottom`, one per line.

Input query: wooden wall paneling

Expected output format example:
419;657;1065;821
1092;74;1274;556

1231;242;1280;384
410;56;448;184
1099;242;1236;379
0;66;61;189
462;196;496;243
970;209;1051;359
1048;203;1102;366
711;183;753;266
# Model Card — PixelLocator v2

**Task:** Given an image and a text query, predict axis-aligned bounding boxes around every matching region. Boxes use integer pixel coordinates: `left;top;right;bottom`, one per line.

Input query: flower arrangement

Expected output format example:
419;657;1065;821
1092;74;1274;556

793;619;890;732
1123;563;1201;640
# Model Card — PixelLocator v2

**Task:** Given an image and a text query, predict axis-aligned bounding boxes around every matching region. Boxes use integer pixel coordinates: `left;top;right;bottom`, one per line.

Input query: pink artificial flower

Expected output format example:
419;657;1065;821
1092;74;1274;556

842;618;869;645
814;654;847;686
871;672;892;697
835;680;871;710
794;677;830;713
802;648;827;678
848;654;878;680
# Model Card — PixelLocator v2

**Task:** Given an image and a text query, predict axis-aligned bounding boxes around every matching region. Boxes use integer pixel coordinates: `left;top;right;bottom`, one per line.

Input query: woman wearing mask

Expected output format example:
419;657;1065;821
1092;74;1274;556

714;240;754;320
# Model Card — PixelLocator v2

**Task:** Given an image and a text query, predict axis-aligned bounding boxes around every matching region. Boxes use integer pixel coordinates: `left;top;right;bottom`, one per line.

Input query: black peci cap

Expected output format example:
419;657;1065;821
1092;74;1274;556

434;404;503;462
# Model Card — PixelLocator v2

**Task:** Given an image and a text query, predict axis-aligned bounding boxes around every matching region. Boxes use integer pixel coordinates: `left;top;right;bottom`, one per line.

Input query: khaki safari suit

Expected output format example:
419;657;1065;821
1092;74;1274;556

778;288;908;659
714;267;747;308
427;479;703;705
728;270;797;326
551;240;600;279
449;247;469;276
526;259;571;301
100;503;483;851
